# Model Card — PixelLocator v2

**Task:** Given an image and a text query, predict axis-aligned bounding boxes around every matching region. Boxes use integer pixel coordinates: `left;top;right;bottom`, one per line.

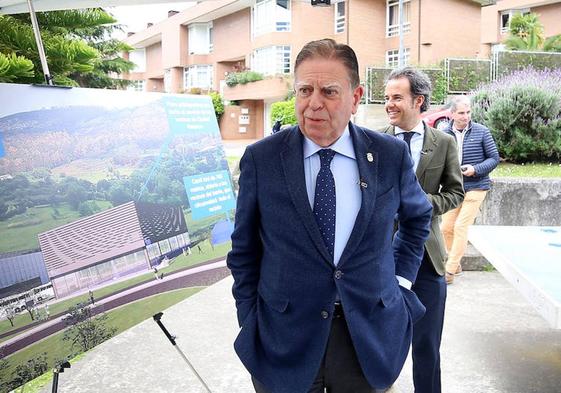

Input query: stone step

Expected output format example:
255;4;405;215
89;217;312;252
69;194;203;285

460;242;492;271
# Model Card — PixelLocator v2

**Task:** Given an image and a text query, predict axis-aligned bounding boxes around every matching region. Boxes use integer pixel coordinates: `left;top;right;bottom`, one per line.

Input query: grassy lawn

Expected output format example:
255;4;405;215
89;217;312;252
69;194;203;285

184;211;235;241
3;287;203;393
51;158;137;183
492;162;561;178
0;201;112;254
159;240;231;276
0;240;230;340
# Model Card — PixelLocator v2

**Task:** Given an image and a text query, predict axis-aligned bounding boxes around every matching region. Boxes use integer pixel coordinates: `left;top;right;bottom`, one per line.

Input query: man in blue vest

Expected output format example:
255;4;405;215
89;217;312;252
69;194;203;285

440;96;499;284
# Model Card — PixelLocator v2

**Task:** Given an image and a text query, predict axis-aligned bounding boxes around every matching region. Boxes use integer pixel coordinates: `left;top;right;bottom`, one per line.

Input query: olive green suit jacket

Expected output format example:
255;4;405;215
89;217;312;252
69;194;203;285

383;123;464;275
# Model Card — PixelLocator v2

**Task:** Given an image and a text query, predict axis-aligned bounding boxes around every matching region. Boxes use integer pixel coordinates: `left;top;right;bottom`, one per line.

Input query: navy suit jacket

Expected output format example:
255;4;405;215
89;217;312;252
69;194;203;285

227;123;433;393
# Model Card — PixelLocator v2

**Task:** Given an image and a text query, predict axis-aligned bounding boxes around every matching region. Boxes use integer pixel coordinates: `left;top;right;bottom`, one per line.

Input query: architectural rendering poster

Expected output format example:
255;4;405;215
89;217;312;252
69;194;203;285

0;83;235;391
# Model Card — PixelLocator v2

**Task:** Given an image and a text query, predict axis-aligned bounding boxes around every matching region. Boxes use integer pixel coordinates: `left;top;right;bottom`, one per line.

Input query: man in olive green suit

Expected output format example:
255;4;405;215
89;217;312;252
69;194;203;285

382;68;464;393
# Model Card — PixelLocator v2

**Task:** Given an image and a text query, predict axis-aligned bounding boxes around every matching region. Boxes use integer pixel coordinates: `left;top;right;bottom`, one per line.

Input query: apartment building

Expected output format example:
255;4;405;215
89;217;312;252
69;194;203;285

480;0;561;57
122;0;496;139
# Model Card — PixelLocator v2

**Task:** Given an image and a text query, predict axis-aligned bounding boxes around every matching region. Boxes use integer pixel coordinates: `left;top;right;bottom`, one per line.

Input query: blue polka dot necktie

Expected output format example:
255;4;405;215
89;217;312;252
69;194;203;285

314;149;336;257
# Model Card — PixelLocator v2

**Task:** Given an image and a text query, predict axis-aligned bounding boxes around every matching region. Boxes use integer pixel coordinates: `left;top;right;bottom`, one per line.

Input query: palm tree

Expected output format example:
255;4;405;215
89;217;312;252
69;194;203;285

504;12;561;52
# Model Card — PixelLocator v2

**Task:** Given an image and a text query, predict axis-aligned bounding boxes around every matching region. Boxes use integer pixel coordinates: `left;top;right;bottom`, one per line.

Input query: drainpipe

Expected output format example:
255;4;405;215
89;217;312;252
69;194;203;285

418;0;422;64
398;0;405;67
346;0;350;46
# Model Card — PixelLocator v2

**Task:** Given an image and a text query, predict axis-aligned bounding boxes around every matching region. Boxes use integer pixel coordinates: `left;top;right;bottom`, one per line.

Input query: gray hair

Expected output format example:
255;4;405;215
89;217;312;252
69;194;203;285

450;95;471;112
386;67;432;113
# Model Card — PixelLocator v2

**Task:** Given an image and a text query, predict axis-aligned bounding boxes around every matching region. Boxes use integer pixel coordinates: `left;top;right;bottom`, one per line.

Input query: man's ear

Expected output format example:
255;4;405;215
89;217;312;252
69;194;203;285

415;95;425;110
352;85;364;114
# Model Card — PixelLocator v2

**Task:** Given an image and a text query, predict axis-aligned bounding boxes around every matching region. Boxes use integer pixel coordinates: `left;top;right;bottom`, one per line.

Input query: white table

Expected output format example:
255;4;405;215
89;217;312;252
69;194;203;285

469;225;561;329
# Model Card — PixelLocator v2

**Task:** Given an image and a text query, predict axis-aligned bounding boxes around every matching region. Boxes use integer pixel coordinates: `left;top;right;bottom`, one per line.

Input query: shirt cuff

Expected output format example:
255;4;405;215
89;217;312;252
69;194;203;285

396;275;412;290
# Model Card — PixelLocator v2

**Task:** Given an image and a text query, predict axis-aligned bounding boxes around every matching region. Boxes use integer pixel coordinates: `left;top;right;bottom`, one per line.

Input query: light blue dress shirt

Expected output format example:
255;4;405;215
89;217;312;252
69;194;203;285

394;120;425;171
303;126;412;289
303;126;361;266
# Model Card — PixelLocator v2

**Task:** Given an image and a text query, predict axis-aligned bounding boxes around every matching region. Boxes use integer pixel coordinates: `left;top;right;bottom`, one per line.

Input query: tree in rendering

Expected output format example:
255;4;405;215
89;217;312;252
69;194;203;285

0;305;16;327
62;302;116;355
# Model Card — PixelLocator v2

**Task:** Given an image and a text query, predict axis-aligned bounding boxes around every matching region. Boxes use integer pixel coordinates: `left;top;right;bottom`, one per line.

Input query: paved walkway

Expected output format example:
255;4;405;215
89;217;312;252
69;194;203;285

39;271;561;393
395;271;561;393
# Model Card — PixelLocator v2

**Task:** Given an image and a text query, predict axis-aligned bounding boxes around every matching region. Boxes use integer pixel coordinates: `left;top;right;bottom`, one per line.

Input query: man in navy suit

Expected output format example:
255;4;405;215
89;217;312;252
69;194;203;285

227;39;433;393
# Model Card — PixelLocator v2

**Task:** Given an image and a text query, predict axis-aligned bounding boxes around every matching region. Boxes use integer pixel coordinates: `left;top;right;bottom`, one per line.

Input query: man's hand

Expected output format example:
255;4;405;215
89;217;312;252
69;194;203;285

461;164;475;177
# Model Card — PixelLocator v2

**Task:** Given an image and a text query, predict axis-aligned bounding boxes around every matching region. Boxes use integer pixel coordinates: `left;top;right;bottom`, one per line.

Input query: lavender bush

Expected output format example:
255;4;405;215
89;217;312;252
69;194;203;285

471;67;561;162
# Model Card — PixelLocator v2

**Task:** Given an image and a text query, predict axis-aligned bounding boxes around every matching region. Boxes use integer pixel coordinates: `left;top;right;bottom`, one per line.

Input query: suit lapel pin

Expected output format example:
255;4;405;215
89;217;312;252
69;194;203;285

366;152;373;162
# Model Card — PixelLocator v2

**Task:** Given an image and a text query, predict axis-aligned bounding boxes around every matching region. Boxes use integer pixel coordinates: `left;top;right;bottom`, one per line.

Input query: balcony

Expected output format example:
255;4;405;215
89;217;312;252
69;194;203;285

223;75;292;101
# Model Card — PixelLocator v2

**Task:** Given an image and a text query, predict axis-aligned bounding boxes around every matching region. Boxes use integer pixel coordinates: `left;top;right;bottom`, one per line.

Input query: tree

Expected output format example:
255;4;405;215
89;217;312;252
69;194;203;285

0;13;96;85
62;302;116;355
0;9;134;87
65;182;88;210
0;348;10;393
24;300;37;322
504;12;561;52
1;306;16;327
8;352;49;392
0;52;34;83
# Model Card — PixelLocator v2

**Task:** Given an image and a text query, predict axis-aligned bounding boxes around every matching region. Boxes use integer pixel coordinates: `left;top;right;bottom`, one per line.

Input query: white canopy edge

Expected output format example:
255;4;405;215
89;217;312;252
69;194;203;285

0;0;202;15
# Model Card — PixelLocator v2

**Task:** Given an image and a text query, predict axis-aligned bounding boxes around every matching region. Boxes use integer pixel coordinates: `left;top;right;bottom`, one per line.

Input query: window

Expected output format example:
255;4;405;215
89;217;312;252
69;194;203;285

188;22;213;54
169;236;179;251
146;243;161;260
129;49;146;72
177;233;186;248
209;25;214;52
500;11;510;34
386;0;411;37
386;48;410;68
158;239;171;255
335;1;345;34
252;46;291;76
127;80;145;92
500;8;530;34
252;0;291;37
184;65;213;90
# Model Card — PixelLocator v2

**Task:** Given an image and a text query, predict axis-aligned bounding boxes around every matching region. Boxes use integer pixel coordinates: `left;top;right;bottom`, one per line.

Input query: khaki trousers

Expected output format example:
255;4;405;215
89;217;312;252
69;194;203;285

441;190;487;274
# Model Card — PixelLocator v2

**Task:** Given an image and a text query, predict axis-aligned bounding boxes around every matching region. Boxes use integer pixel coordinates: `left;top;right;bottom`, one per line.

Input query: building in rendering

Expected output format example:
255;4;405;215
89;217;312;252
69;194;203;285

0;251;48;298
38;201;190;298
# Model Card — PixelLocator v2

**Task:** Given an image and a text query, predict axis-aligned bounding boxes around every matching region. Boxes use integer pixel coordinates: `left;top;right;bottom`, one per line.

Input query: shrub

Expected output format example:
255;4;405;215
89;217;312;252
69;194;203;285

270;97;296;127
209;91;224;119
225;71;264;87
471;67;561;162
